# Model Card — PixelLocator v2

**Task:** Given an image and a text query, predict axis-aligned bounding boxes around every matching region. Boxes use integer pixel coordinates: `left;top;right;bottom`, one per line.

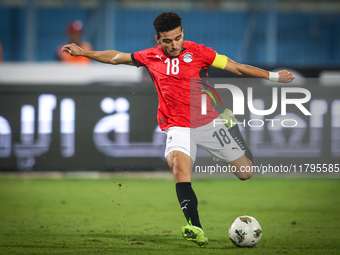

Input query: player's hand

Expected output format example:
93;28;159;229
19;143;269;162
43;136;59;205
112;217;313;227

278;70;295;83
62;43;84;57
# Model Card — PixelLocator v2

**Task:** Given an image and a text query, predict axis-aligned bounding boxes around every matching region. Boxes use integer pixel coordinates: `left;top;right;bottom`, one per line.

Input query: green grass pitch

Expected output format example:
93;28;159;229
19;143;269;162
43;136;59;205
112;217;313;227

0;176;339;254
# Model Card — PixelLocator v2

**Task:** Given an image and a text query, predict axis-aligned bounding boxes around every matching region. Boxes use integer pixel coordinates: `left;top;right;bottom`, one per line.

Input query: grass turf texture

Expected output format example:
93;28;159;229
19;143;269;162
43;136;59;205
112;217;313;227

0;177;339;254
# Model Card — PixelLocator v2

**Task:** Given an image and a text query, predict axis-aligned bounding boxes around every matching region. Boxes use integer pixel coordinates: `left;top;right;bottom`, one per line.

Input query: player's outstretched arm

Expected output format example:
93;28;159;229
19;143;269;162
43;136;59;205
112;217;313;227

224;58;295;83
61;43;135;66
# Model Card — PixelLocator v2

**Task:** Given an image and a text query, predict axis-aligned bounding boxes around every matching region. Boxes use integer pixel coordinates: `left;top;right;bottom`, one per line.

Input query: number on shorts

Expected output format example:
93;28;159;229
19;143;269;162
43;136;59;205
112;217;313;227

212;128;231;147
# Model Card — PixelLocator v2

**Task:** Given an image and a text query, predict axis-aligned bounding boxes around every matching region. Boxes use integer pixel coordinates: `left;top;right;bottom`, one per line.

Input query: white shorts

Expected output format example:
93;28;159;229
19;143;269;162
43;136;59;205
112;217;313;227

164;117;244;163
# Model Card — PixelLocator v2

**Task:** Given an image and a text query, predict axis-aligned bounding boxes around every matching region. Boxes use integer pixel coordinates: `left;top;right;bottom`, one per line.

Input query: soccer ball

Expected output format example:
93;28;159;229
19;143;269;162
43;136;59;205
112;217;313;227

228;215;262;247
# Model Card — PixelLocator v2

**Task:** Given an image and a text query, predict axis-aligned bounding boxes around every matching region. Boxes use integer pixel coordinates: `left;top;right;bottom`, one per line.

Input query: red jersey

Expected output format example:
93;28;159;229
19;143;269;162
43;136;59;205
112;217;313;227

132;41;219;131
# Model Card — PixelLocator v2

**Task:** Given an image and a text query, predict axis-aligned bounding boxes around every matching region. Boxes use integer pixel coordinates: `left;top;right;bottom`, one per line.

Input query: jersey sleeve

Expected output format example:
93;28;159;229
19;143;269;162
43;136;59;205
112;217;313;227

131;49;150;67
200;44;218;66
200;44;228;69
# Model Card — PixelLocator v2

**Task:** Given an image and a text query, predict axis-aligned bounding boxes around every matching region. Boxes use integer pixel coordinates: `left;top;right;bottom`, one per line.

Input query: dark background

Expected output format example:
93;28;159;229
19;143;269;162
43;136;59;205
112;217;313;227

1;67;339;171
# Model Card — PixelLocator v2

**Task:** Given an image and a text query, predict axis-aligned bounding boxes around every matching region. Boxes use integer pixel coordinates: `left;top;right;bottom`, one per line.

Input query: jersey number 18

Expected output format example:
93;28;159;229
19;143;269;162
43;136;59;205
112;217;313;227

165;58;179;75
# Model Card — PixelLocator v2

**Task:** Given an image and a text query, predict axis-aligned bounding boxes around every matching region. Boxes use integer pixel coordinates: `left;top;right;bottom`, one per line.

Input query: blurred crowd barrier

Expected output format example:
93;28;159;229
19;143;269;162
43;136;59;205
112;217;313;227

0;63;142;85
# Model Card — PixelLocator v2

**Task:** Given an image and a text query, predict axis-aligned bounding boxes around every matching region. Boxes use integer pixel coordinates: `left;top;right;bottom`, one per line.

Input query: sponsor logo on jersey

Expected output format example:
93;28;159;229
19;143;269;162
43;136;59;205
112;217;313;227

183;52;193;63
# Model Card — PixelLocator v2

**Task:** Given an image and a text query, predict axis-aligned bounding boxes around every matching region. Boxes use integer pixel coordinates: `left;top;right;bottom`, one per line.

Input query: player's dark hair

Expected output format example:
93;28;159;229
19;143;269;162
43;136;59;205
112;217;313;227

153;11;182;38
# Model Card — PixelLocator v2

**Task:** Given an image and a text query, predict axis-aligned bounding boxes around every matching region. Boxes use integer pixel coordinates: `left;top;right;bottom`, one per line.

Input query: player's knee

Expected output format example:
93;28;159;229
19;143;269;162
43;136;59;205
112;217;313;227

239;160;253;181
239;173;253;181
242;171;253;180
167;151;191;182
171;155;181;173
245;161;254;179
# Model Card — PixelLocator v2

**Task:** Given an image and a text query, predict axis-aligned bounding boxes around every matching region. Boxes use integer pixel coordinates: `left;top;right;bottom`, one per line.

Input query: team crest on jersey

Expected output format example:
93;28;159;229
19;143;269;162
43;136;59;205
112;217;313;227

183;52;193;63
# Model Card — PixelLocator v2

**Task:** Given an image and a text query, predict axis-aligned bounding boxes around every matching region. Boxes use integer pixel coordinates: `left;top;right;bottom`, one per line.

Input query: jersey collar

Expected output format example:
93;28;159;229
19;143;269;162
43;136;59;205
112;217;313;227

163;47;187;56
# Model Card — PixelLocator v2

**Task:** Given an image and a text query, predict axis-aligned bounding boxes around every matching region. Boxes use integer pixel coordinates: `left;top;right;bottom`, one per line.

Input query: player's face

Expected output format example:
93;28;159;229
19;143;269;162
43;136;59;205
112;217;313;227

157;26;184;57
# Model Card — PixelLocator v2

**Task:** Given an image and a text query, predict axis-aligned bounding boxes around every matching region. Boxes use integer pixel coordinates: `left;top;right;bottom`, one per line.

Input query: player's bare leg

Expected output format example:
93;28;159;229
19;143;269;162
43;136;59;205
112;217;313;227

228;154;253;180
167;150;208;247
167;150;192;183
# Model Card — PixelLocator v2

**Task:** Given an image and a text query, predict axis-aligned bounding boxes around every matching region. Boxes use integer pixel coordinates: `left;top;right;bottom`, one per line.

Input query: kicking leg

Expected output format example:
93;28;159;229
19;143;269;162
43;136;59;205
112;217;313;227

229;154;253;180
220;108;253;180
220;108;254;164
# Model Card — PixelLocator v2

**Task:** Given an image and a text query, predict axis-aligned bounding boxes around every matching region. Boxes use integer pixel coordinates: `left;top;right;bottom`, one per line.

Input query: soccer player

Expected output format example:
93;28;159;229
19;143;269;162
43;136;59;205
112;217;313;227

62;12;294;247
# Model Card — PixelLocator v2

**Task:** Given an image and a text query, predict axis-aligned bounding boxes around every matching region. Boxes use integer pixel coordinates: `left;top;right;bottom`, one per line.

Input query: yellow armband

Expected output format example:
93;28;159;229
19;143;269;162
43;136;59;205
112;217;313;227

211;53;228;69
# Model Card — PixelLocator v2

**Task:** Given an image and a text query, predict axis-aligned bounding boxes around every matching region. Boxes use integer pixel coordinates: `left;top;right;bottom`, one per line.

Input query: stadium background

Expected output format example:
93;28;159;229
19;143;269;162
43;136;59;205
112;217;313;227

0;0;339;172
